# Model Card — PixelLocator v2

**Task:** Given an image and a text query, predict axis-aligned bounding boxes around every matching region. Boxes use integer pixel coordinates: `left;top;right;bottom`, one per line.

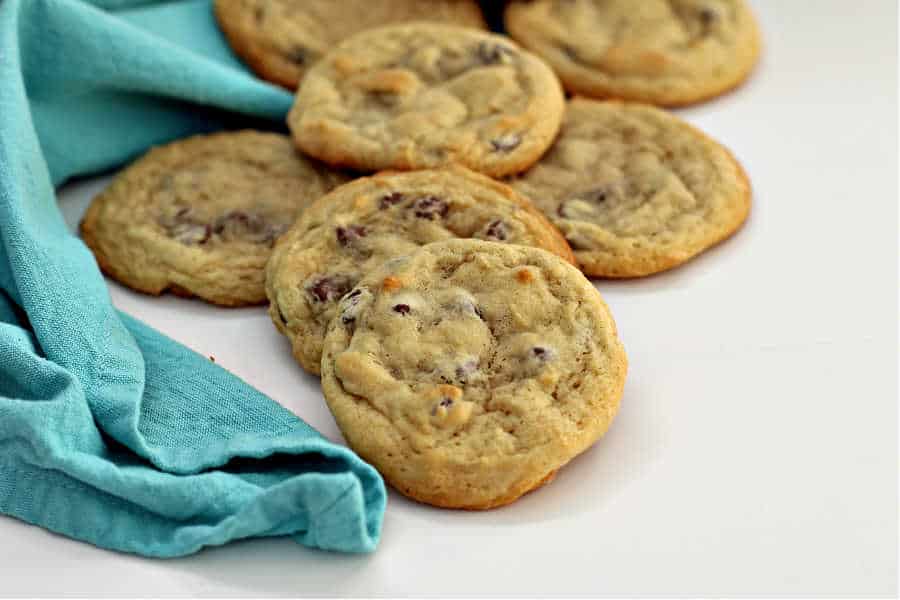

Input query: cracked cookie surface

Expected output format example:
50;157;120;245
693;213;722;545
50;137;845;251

505;0;760;106
266;166;574;375
287;23;565;177
214;0;486;90
320;239;627;509
507;99;751;277
80;131;349;306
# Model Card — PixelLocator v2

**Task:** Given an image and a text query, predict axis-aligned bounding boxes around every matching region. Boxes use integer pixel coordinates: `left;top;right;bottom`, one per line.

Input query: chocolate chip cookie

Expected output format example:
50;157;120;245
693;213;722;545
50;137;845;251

80;131;349;306
507;99;751;277
266;166;574;375
287;23;565;177
320;239;628;509
505;0;761;106
214;0;487;90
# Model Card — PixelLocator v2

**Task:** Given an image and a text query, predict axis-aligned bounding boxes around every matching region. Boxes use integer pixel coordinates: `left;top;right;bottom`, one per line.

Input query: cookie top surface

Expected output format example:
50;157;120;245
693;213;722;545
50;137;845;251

214;0;487;90
505;0;761;106
507;99;751;277
320;239;627;509
287;23;566;177
80;130;349;306
266;166;574;374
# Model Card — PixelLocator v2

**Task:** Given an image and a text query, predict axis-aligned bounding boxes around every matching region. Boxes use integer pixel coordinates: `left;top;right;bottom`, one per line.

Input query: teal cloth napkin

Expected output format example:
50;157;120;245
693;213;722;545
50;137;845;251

0;0;386;557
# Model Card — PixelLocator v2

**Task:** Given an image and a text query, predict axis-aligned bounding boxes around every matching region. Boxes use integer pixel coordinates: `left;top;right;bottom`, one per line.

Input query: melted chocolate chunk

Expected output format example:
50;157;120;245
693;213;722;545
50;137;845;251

411;196;449;220
306;275;353;303
393;303;411;315
491;133;522;152
379;192;405;209
212;211;283;245
484;219;509;241
171;223;211;245
477;42;516;65
336;225;367;246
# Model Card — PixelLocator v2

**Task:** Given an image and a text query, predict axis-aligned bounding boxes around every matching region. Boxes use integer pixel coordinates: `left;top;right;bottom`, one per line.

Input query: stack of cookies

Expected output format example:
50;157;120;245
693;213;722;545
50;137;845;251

81;0;758;509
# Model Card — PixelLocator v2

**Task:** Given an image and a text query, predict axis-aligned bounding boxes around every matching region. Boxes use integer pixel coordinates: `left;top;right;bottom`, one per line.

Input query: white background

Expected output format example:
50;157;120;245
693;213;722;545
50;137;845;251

1;1;897;596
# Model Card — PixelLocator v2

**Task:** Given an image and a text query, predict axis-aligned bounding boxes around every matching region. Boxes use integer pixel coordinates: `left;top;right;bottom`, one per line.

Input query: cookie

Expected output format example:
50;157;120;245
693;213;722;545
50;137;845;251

507;99;751;277
287;23;565;177
214;0;487;90
320;239;628;509
505;0;761;106
80;131;349;307
265;166;574;375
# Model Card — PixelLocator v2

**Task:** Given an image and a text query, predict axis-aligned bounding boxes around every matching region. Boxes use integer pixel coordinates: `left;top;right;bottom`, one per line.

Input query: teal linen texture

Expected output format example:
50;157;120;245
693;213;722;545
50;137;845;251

0;0;386;557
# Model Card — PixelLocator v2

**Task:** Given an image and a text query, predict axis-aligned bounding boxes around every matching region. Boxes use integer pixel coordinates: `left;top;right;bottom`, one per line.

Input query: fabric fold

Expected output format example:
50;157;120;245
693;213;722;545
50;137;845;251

0;0;386;557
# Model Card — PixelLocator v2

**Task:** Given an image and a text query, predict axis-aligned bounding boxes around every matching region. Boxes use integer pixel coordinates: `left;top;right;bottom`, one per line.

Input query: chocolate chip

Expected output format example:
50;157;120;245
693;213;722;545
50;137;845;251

484;219;508;241
212;210;248;234
306;275;352;303
477;42;516;65
379;192;405;209
431;397;454;415
336;225;367;246
559;186;616;218
563;45;583;63
587;189;608;203
474;305;485;321
530;346;557;364
286;46;307;65
454;359;478;383
370;91;399;107
341;289;364;325
491;133;522;152
393;303;411;315
699;7;718;27
411;196;448;220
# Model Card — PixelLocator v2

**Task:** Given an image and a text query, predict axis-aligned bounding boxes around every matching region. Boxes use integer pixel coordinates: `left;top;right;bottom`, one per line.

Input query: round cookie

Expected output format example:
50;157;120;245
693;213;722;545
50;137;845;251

265;166;574;375
507;99;751;277
80;131;349;307
505;0;761;106
214;0;487;90
320;239;628;509
287;23;565;177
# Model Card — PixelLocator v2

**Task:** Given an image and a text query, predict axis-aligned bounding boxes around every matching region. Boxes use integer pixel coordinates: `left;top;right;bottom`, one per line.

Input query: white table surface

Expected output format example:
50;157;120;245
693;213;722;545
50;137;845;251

2;1;897;597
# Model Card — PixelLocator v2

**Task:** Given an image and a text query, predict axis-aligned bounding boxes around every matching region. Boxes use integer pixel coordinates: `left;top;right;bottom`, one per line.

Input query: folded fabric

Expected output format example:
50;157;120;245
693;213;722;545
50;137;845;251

0;0;386;557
